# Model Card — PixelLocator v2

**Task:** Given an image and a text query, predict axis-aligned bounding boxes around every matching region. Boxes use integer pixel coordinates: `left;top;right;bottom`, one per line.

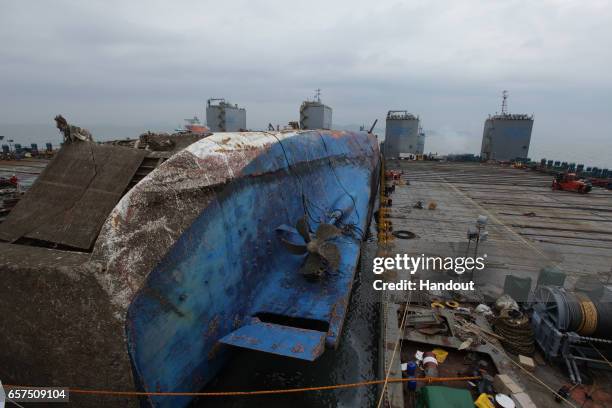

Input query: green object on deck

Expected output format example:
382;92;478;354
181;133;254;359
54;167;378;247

416;386;474;408
537;266;566;287
504;275;532;302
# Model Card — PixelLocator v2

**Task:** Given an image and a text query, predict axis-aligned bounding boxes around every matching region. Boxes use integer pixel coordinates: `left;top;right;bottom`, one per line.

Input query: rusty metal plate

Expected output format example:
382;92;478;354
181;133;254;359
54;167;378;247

0;142;146;250
219;320;326;361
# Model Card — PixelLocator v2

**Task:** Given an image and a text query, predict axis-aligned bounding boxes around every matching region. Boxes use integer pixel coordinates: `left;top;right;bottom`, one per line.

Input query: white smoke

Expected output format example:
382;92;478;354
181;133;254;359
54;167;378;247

421;126;480;155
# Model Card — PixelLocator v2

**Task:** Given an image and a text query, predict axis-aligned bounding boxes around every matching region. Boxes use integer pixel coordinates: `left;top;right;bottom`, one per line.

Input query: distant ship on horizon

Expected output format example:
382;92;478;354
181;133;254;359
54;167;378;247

174;116;209;134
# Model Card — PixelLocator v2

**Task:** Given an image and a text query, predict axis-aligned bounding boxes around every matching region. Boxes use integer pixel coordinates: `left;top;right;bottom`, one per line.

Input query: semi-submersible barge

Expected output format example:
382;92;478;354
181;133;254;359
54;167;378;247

0;129;380;407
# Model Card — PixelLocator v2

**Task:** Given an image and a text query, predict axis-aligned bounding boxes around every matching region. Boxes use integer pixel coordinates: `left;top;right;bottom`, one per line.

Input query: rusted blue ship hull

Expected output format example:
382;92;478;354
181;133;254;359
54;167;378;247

0;130;379;407
124;130;379;406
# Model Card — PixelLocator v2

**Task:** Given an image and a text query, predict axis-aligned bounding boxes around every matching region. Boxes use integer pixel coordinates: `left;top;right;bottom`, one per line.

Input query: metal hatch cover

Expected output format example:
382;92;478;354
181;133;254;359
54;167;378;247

0;142;146;250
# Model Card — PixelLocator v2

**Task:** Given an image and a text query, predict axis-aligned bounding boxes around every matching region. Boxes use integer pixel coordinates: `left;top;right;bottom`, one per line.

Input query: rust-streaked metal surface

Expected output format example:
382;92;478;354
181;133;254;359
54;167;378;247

119;130;379;407
0;142;145;249
0;242;137;407
219;319;326;361
0;130;379;408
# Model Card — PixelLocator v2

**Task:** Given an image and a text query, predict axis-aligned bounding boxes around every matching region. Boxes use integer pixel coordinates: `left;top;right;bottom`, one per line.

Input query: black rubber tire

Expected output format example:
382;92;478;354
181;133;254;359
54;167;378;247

393;230;416;239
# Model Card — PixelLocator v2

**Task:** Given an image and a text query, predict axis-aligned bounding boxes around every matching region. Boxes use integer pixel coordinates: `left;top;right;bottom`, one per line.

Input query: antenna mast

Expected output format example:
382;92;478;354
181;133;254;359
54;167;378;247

314;88;321;103
501;90;509;115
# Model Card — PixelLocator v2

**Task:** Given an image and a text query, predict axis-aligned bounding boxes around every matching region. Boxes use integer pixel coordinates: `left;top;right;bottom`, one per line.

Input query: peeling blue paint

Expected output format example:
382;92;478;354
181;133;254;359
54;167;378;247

220;319;326;361
125;130;379;407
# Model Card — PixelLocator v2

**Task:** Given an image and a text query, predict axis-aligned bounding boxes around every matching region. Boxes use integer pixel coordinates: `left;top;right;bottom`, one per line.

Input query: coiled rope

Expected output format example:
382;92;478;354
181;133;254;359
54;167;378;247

576;293;598;336
493;313;535;356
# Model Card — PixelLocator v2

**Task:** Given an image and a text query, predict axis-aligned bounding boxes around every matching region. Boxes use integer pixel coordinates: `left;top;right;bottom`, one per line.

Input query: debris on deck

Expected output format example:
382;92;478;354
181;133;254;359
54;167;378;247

380;160;612;408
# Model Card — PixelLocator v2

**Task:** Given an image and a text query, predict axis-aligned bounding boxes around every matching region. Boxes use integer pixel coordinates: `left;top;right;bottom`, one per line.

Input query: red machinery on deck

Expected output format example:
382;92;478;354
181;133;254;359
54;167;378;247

589;177;612;189
552;173;592;193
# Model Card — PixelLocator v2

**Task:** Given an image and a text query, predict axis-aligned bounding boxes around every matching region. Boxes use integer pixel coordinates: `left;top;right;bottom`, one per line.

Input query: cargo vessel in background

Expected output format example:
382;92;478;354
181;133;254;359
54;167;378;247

382;110;421;159
206;98;247;132
480;90;534;162
174;116;210;134
2;90;612;408
300;89;333;130
0;125;379;407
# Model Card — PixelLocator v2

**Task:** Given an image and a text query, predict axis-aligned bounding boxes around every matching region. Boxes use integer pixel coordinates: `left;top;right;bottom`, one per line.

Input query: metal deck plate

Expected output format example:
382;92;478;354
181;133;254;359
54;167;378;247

219;320;326;361
0;142;146;249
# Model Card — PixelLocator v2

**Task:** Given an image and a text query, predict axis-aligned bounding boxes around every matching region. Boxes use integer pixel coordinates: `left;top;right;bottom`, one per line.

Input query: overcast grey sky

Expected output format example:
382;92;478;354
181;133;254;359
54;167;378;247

1;0;611;164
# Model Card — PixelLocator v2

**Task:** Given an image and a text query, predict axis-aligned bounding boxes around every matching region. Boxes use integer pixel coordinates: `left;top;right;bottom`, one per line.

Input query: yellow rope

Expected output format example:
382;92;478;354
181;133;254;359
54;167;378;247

589;342;612;369
576;293;597;336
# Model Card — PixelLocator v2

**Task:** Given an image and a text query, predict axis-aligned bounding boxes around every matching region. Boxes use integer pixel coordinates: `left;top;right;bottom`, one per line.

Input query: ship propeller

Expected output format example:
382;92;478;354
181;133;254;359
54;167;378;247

277;216;342;279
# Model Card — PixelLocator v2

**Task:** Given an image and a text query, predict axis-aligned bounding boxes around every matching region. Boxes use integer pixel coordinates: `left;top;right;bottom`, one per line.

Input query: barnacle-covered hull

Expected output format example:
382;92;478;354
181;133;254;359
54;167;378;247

0;130;379;407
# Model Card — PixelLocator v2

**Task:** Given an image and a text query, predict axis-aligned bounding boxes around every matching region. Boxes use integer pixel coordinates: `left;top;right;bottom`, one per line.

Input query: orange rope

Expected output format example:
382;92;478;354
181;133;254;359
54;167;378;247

3;376;480;397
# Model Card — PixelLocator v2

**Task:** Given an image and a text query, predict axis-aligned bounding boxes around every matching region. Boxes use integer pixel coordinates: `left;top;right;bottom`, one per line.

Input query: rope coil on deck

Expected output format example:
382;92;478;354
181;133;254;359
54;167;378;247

492;312;535;356
576;293;598;336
